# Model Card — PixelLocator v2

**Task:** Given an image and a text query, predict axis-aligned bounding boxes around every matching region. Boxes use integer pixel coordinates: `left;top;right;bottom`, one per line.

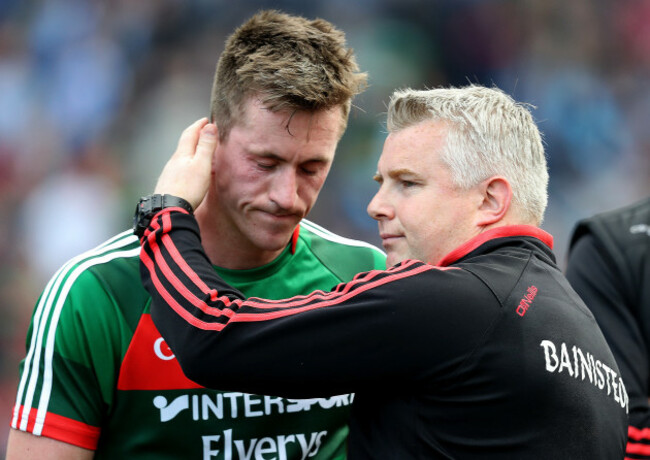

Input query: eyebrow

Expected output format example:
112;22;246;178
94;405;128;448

373;168;419;182
250;151;331;164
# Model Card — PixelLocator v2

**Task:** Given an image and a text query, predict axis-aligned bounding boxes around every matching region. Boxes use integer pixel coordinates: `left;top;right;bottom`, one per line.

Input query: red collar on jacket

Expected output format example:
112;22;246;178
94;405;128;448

435;225;553;267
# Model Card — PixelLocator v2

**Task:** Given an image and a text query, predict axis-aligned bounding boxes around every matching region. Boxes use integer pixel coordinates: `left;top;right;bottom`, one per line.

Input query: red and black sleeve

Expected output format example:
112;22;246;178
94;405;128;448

139;209;456;398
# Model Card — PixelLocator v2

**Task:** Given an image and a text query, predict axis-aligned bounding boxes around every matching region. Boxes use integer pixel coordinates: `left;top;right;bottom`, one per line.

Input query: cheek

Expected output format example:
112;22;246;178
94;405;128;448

403;202;438;246
217;169;267;206
213;155;240;189
299;176;327;205
397;200;426;229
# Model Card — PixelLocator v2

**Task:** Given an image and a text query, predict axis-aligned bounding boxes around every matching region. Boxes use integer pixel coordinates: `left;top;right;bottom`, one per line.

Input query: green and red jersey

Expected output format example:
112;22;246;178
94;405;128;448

11;220;385;459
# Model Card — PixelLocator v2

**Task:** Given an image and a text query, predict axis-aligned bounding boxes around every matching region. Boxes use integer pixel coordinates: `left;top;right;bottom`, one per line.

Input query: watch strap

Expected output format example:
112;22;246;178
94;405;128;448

133;194;194;238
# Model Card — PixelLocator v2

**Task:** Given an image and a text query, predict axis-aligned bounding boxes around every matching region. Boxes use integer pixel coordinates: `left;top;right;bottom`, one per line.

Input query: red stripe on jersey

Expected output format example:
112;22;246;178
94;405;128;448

14;405;100;450
629;426;650;441
146;211;456;329
229;264;435;323
156;212;398;311
158;213;238;310
248;261;423;307
627;441;650;456
159;211;405;311
158;212;389;311
141;241;228;331
142;207;191;240
148;216;237;316
291;225;299;254
153;225;433;324
245;259;456;308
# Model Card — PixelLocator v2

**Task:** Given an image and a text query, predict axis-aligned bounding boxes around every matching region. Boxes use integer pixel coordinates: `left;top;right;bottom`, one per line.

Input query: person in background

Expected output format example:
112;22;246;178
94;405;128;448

566;196;650;460
139;84;628;458
7;10;385;460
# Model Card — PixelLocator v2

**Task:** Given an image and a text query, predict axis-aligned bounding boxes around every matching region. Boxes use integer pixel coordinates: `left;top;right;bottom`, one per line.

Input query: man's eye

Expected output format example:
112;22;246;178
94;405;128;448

257;162;275;170
401;180;417;188
301;166;318;176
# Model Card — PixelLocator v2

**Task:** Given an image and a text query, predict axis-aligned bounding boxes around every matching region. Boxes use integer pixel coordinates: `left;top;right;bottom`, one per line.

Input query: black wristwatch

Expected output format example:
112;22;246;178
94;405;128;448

133;194;194;238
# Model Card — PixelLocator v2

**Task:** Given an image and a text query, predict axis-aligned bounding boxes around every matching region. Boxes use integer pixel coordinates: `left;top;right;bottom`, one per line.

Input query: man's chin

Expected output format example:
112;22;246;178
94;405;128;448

251;230;296;252
386;253;407;268
246;214;300;250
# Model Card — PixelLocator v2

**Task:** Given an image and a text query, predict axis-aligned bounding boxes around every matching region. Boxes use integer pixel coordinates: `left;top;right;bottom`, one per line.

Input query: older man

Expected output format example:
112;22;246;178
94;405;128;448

138;85;627;458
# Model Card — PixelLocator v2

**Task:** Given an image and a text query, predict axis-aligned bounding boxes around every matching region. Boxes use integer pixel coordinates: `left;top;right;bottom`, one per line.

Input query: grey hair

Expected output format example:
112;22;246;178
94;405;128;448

386;85;548;225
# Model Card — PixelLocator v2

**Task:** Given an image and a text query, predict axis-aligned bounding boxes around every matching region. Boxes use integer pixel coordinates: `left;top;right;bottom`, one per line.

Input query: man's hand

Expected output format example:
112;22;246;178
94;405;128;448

154;118;217;210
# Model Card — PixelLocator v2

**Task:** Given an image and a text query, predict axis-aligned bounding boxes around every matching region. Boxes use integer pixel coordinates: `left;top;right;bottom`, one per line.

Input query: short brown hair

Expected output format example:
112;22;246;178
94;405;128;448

210;10;367;140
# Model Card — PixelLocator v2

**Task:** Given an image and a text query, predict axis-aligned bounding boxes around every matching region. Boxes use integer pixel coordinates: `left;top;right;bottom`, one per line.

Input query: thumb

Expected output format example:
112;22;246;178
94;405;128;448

195;123;218;167
153;122;217;208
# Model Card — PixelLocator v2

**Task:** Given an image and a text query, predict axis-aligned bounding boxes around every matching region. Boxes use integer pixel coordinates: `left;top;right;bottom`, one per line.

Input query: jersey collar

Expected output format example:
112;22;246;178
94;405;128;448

291;225;300;254
435;225;553;267
211;226;301;282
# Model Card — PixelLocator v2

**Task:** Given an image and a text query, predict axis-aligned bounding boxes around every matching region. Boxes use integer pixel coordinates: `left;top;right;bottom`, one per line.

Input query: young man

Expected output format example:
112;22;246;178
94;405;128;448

139;85;628;458
566;196;650;459
8;11;385;460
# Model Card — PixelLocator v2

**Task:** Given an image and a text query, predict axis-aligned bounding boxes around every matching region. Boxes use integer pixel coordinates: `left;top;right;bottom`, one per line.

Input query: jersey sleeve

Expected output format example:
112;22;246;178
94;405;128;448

11;263;128;450
566;232;650;457
141;210;486;399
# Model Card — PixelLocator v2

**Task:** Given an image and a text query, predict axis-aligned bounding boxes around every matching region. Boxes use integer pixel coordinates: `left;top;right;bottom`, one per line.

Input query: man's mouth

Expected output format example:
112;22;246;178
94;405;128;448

379;233;404;245
258;209;301;222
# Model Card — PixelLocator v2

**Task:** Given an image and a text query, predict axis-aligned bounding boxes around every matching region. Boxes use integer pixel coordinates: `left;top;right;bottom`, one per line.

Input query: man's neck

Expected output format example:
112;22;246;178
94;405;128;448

194;198;287;270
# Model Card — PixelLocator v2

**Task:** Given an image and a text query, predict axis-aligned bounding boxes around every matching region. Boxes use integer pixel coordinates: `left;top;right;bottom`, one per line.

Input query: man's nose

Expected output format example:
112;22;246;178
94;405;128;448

367;188;393;221
269;169;299;210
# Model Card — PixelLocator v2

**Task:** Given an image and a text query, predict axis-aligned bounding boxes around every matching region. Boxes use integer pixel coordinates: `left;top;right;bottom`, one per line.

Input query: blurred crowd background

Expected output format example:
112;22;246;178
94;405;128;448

1;0;649;453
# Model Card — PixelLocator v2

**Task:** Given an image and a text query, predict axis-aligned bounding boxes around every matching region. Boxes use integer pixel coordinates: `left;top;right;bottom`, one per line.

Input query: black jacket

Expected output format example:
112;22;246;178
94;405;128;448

567;196;650;459
142;210;627;459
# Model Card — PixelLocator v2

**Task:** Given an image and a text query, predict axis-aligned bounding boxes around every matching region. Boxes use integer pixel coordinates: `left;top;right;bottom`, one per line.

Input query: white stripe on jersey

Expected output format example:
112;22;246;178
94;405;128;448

13;230;139;434
13;223;381;433
299;219;385;255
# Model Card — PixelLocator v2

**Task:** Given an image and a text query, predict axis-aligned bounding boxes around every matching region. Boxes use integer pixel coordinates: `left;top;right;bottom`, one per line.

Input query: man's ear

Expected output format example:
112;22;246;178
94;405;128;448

476;176;512;226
